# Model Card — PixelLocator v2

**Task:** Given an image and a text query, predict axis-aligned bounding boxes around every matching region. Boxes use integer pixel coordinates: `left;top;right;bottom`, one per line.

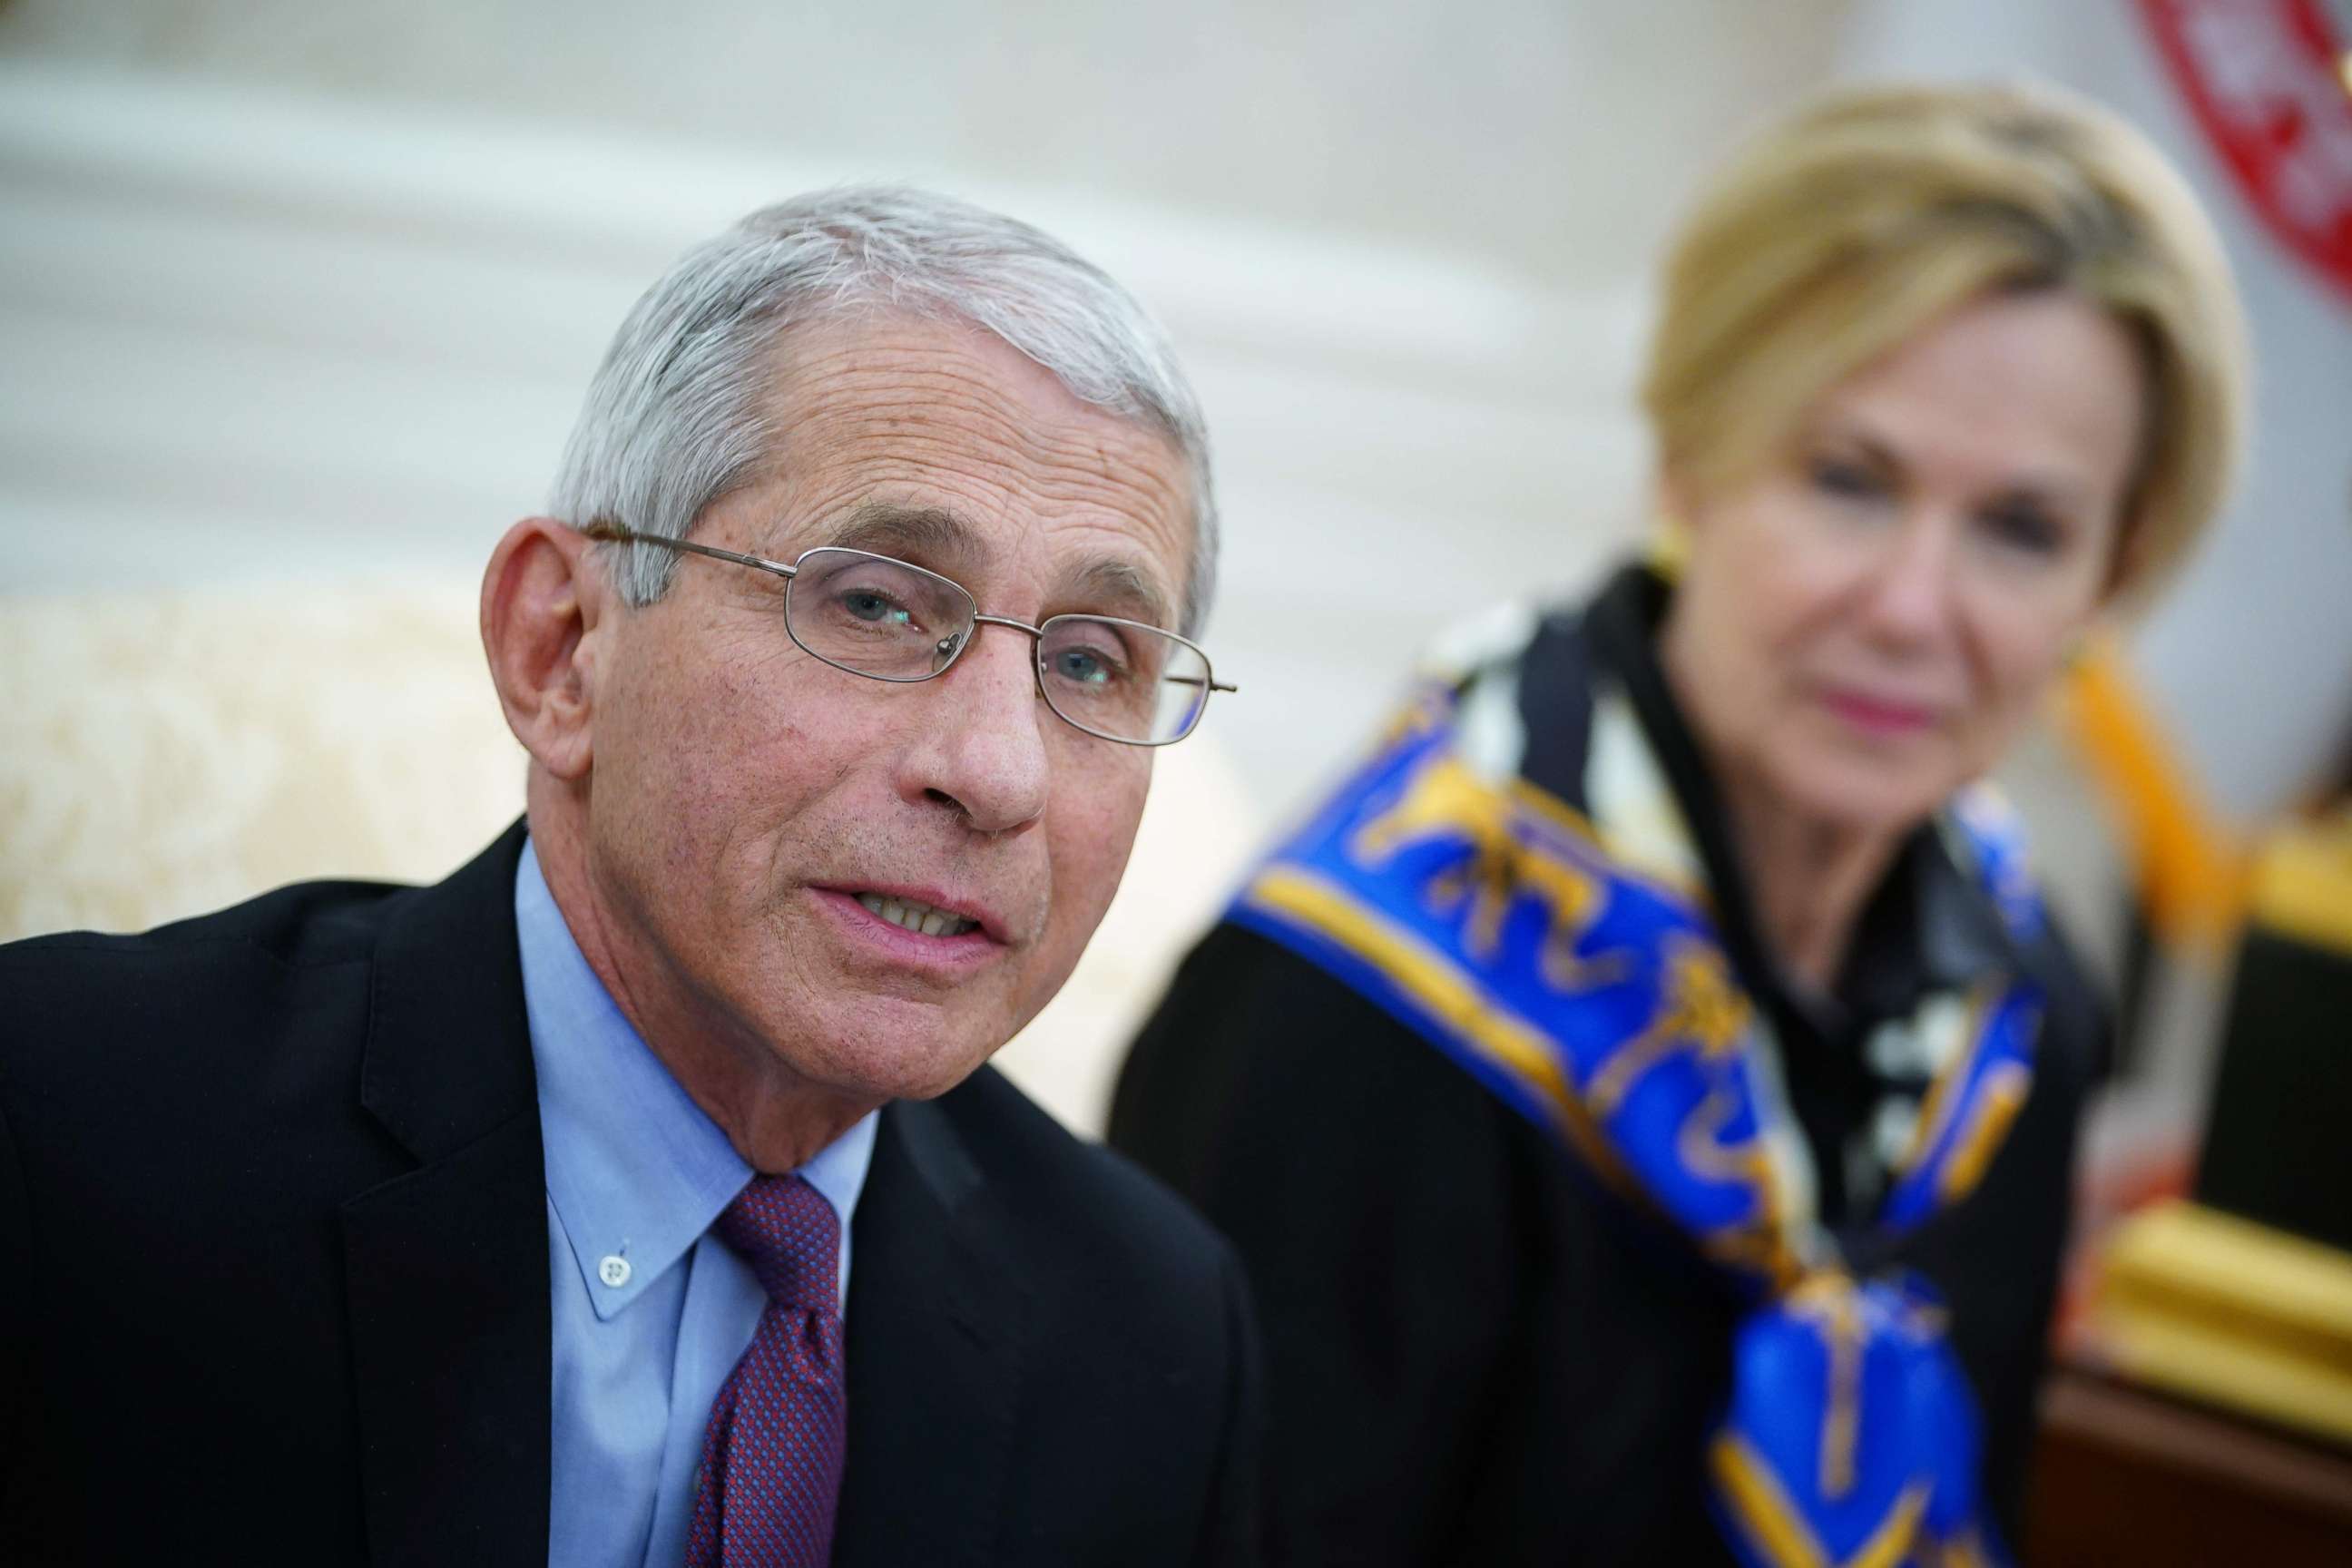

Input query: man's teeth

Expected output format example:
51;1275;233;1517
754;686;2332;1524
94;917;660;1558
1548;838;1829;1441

854;892;980;937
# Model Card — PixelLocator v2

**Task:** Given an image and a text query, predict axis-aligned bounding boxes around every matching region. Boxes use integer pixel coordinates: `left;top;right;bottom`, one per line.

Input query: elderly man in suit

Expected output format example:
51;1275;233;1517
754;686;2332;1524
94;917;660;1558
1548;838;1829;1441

0;188;1257;1567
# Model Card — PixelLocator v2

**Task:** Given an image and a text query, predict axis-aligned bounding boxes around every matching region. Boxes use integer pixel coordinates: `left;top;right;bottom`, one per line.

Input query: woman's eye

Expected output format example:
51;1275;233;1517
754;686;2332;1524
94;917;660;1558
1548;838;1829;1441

1980;506;2063;555
1808;456;1884;500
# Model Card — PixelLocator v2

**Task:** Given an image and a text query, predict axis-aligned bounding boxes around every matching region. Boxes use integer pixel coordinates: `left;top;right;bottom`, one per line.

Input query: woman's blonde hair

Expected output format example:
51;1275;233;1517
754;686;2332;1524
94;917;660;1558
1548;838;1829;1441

1641;81;2249;601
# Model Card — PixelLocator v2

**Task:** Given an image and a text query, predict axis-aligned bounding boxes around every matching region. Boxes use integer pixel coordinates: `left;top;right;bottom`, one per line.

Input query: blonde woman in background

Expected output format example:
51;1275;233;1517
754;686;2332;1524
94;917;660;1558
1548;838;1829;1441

1112;83;2246;1565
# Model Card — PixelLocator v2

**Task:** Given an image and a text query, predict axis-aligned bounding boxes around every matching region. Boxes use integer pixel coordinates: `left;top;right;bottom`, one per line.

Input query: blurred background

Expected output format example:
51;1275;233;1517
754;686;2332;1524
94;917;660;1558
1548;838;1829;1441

2;0;2348;1550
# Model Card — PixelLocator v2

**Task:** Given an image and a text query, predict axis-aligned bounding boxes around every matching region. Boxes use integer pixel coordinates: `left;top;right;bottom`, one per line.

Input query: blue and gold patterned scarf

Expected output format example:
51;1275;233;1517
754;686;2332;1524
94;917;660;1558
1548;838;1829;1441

1230;619;2040;1568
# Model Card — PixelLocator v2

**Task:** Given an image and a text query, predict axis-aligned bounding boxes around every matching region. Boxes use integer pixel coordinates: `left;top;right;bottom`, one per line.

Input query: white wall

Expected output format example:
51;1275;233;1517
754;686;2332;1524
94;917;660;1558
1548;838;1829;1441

0;0;1851;289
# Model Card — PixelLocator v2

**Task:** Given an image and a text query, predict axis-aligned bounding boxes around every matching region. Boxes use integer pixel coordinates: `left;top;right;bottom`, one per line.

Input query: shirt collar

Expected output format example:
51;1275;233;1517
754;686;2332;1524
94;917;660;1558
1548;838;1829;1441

514;837;877;1321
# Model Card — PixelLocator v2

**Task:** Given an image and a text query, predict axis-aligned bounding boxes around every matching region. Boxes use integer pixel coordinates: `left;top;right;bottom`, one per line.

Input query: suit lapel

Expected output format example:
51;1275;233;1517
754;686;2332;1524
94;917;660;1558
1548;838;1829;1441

340;823;553;1566
833;1089;1032;1568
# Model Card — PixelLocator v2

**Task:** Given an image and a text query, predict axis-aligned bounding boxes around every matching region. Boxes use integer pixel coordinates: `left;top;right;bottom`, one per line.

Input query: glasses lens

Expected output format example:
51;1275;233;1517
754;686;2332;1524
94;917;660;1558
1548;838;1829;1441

786;548;976;681
1037;617;1213;744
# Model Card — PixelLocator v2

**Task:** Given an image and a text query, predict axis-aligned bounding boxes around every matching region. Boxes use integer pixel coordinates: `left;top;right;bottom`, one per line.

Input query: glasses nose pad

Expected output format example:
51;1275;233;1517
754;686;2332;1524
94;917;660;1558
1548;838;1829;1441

931;630;967;674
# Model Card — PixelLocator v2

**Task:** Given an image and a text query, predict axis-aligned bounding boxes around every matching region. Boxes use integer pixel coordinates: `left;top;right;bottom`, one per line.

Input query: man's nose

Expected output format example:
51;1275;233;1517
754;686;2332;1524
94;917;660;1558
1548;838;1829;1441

901;625;1052;835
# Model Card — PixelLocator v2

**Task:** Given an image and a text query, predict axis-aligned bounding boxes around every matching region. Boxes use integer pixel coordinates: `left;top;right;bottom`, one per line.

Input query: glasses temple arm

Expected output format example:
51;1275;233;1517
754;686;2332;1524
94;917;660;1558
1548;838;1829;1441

581;521;799;579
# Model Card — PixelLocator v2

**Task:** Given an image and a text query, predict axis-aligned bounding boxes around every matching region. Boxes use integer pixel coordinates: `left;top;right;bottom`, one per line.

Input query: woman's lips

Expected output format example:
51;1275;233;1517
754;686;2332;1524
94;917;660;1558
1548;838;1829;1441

1818;686;1940;736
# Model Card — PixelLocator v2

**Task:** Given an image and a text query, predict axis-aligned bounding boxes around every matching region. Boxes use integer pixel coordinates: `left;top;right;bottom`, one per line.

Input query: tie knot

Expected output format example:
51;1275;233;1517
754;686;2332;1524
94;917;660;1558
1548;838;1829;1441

713;1173;839;1310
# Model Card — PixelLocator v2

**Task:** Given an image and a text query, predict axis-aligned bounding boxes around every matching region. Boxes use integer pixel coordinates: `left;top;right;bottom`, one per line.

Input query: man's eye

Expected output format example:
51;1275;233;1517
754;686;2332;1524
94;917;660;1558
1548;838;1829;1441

1052;648;1117;686
841;590;913;626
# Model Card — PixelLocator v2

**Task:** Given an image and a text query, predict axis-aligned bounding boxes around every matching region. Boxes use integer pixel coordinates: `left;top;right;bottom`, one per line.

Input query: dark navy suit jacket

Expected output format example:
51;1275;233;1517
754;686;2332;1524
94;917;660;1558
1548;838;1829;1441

0;825;1263;1565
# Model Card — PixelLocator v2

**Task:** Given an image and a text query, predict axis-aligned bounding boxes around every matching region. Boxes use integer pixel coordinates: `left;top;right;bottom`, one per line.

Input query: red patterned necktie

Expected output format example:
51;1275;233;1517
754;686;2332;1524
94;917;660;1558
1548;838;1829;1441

684;1173;848;1568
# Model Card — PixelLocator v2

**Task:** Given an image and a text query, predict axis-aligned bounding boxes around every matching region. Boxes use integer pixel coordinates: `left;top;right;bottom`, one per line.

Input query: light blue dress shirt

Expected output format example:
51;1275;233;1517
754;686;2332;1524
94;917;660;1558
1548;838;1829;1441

515;839;878;1568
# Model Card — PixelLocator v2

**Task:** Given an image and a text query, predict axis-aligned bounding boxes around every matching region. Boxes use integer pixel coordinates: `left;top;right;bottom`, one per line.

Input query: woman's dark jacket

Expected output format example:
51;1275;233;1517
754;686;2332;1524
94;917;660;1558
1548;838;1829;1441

1109;564;2106;1565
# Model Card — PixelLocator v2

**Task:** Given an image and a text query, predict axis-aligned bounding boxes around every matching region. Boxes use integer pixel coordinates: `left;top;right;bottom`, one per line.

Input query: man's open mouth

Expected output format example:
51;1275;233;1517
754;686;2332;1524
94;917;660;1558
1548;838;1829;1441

854;892;982;938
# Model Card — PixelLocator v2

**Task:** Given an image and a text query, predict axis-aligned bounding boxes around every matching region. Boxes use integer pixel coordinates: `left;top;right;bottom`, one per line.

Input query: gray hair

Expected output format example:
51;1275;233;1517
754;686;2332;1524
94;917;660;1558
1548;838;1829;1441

547;185;1218;636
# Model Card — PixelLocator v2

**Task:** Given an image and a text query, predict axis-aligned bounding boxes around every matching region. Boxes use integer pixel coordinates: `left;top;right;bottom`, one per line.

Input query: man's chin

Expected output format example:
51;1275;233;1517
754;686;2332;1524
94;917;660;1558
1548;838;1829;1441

786;1015;1008;1106
820;1055;996;1108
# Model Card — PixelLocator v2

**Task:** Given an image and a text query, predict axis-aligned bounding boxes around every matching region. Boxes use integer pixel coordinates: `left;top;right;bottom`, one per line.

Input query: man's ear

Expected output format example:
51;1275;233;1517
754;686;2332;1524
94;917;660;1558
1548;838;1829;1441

481;516;608;781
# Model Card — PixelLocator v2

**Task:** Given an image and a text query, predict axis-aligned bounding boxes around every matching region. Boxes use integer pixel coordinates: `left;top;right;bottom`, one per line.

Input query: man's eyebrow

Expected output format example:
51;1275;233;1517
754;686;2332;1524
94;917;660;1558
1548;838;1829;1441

811;503;992;566
1067;555;1174;631
790;501;1174;626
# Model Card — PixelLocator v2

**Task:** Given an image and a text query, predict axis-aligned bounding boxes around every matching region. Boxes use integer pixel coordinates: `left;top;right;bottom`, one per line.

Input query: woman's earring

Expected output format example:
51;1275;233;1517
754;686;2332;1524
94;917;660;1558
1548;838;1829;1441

1650;513;1691;580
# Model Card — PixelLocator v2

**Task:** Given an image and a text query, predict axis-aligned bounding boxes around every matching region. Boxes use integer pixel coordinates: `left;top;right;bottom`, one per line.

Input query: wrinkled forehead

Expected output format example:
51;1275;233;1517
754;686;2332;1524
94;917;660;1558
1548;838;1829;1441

750;312;1196;626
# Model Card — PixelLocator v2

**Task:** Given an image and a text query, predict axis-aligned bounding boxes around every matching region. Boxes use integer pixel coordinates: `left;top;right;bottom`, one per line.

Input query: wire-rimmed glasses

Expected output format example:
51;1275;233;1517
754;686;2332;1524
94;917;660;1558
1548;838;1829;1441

583;520;1236;747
